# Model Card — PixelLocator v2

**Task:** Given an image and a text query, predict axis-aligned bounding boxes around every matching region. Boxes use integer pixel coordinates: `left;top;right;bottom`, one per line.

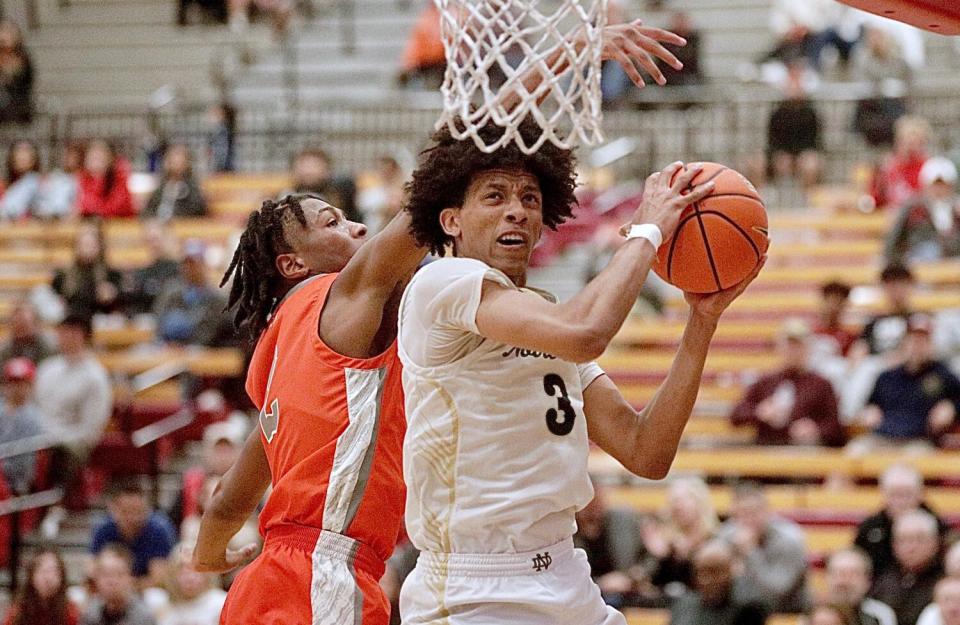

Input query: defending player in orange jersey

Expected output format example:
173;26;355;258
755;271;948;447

191;20;688;625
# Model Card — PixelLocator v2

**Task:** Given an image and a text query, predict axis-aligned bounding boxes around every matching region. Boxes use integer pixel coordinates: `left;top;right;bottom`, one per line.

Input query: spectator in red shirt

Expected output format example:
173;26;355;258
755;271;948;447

813;281;859;357
730;318;845;446
398;2;447;89
871;116;931;211
77;140;134;218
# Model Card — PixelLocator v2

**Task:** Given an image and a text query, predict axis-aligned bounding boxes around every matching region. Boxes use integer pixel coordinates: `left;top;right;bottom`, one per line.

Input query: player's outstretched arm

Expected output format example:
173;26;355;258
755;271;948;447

582;260;765;479
193;428;271;573
334;209;427;298
501;19;686;111
475;162;712;362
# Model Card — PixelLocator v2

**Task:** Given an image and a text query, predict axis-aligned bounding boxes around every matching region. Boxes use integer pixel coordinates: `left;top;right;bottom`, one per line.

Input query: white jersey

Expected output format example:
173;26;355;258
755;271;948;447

398;257;603;554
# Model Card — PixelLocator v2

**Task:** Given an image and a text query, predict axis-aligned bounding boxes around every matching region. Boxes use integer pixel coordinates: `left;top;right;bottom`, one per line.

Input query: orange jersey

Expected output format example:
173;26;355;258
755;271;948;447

246;273;406;562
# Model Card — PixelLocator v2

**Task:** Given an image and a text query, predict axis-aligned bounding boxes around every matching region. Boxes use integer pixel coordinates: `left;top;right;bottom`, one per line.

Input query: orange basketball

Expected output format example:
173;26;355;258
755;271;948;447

652;162;769;294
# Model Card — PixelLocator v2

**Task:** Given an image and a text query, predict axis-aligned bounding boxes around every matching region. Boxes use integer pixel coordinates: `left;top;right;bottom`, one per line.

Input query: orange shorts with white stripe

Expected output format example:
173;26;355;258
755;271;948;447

221;525;389;625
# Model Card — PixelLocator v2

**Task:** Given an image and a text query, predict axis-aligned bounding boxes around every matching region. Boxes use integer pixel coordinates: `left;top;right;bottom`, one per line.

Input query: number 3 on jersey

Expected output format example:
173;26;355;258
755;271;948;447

543;374;576;436
260;398;279;443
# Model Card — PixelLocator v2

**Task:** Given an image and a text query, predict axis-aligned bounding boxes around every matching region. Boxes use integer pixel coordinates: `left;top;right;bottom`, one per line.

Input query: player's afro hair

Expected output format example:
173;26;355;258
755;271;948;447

405;117;578;256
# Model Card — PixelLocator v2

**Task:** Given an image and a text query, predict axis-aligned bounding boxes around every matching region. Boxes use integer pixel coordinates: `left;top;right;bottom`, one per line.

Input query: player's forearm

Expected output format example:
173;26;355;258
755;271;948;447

630;312;717;477
194;485;257;567
557;238;657;356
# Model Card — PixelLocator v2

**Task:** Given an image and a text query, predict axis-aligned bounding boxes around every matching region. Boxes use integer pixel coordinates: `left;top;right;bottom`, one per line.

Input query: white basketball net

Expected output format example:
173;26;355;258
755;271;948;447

434;0;608;154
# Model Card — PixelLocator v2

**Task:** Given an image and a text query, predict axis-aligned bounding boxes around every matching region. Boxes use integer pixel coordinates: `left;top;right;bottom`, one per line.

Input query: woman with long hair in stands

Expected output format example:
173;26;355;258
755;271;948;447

3;547;80;625
51;220;123;318
0;140;41;220
76;139;135;218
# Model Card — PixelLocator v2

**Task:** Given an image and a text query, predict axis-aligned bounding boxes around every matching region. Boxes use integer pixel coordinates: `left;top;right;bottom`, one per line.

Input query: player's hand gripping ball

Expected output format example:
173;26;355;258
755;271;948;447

652;162;769;293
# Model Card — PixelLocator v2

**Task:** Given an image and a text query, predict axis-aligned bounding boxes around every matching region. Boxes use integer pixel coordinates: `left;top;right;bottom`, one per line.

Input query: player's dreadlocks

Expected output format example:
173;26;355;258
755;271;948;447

221;193;314;341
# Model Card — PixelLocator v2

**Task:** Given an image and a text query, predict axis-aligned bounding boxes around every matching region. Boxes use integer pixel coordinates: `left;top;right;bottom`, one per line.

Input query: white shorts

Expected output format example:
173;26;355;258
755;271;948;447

399;538;625;625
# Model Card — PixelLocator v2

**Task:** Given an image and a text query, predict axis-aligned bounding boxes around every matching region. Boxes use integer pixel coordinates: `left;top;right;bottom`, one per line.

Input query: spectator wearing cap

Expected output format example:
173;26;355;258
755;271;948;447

730;319;845;447
849;315;960;455
153;240;227;346
167;418;245;535
885;157;960;264
34;314;112;456
0;300;56;364
813;281;859;358
0;357;46;495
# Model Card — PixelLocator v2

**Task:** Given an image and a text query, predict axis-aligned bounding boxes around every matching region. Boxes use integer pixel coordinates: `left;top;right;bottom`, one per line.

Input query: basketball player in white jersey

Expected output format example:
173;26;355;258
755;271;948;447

396;119;764;624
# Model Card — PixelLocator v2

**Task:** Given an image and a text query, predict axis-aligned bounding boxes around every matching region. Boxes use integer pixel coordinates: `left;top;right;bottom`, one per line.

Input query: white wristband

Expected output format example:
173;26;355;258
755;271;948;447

625;223;663;250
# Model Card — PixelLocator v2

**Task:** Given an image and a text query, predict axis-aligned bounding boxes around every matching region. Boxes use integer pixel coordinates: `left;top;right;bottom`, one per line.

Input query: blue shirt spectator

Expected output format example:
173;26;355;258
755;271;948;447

91;481;176;581
868;361;960;439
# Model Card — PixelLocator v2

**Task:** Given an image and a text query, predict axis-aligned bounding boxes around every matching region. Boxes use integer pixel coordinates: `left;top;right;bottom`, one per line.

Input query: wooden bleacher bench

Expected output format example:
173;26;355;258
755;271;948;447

588;447;960;482
623;609;800;625
604;484;960;519
668;290;960;315
98;346;244;378
752;260;960;287
768;212;890;236
599;351;779;377
202;173;291;195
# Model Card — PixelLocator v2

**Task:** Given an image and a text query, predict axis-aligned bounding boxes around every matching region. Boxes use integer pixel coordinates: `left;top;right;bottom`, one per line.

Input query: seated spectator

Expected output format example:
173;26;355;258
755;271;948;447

398;1;446;90
825;548;897;625
0;20;33;124
668;539;768;625
141;145;207;221
150;545;226;625
916;541;960;625
885;157;960;264
35;314;112;515
154;240;227;346
849;315;960;454
77;140;135;218
730;319;845;447
767;60;822;190
124;221;181;316
358;155;406;233
645;476;718;595
844;263;918;417
91;480;176;585
870;116;931;210
206;102;235;174
574;481;648;604
806;604;860;625
718;481;810;613
0;358;46;495
852;25;911;148
35;141;84;220
2;547;80;625
0;140;41;220
855;464;948;576
82;544;156;625
870;509;944;625
51;221;123;319
813;281;859;358
287;148;360;223
0;300;56;364
178;0;228;25
761;0;849;72
169;418;244;534
857;264;917;358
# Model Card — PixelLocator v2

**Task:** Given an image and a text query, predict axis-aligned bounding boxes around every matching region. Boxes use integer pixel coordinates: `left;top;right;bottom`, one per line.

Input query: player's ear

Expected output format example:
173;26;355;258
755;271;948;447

275;252;310;280
439;207;462;238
